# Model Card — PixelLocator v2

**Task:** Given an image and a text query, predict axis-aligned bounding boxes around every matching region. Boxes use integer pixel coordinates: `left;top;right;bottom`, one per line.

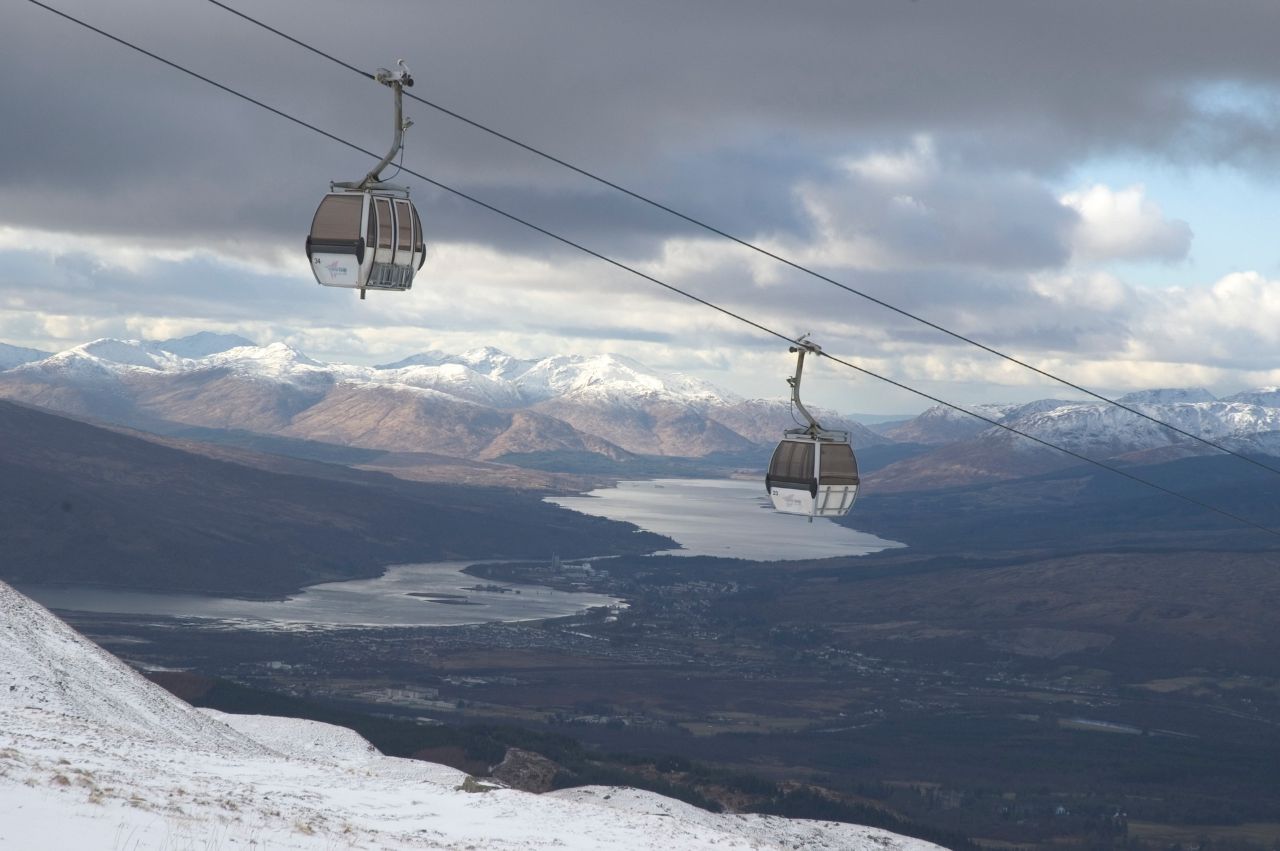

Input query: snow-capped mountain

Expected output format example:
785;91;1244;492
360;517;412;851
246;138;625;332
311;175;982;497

377;345;540;382
515;352;734;406
993;394;1280;456
17;338;186;381
1222;386;1280;408
0;335;877;459
882;402;1022;445
1116;387;1217;406
378;349;737;410
7;334;1280;480
0;580;940;850
153;330;257;359
874;389;1280;490
890;390;1280;457
374;361;529;408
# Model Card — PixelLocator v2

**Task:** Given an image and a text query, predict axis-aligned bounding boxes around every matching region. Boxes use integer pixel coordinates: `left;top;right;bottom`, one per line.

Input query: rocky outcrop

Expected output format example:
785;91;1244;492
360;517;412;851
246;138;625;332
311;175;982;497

489;747;561;793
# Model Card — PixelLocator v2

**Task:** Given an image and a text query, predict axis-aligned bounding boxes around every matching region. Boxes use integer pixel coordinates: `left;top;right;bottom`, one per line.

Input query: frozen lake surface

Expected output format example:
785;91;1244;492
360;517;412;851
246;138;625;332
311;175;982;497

548;478;903;561
20;562;620;630
23;479;902;628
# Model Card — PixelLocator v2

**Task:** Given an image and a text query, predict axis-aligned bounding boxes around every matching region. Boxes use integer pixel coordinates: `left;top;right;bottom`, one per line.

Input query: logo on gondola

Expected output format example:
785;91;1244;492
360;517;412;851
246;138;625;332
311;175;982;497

325;260;349;277
773;489;808;510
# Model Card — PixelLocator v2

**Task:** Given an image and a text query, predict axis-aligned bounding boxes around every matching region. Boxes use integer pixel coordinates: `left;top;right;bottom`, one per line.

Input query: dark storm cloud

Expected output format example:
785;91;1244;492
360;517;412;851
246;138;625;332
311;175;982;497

412;143;824;262
8;0;1280;256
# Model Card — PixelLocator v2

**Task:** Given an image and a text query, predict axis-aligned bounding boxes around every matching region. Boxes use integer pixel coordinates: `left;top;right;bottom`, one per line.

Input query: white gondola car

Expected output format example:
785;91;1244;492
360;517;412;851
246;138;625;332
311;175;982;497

766;435;859;517
306;60;424;297
306;190;425;291
765;339;860;520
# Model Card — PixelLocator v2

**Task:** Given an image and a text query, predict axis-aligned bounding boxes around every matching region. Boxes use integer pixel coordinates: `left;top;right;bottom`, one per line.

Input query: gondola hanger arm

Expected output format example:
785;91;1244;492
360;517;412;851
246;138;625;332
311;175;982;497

787;336;824;437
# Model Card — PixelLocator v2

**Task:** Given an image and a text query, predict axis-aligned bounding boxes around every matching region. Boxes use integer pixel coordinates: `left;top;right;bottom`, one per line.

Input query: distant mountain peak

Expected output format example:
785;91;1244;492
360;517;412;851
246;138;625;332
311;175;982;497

153;331;256;358
376;347;537;381
208;341;324;370
72;338;172;369
1116;387;1216;405
1222;387;1280;407
455;346;537;380
374;350;453;370
459;344;512;360
0;342;52;371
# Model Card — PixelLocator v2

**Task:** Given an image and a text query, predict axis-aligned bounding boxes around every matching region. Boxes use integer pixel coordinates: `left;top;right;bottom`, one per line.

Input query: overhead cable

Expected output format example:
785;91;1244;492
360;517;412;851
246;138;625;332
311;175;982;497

201;0;1280;482
23;0;1280;540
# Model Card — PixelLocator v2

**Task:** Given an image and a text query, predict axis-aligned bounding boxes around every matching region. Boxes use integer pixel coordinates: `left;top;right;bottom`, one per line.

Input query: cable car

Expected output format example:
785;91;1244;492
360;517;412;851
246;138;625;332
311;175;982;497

307;189;424;292
306;60;425;298
765;340;860;520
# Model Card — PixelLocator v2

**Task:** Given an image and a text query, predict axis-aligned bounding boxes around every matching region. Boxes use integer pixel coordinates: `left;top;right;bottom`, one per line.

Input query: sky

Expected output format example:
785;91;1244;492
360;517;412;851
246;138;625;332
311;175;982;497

4;0;1280;414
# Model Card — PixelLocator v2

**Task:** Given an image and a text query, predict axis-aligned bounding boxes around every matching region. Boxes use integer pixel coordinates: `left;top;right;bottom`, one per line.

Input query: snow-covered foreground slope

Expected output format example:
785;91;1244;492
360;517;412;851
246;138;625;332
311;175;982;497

0;581;943;851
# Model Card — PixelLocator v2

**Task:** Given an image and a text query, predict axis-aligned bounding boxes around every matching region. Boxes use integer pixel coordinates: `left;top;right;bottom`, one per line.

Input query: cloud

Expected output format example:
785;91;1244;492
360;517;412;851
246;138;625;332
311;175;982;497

8;0;1280;412
1133;272;1280;368
9;0;1280;253
1060;184;1193;263
1030;271;1132;313
775;138;1076;273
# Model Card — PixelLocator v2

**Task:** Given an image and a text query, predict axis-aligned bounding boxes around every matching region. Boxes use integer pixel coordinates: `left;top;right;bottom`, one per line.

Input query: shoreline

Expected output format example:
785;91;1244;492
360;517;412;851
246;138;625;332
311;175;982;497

15;559;625;630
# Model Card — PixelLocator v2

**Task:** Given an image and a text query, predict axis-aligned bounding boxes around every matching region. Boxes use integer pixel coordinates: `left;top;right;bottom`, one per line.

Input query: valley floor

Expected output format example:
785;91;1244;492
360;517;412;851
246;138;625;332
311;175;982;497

64;544;1280;850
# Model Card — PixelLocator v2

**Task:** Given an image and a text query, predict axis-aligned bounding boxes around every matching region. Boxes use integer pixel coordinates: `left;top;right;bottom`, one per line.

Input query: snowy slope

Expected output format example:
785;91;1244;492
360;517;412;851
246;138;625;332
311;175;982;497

1223;387;1280;408
377;346;539;382
10;338;187;382
0;580;263;756
515;352;735;407
0;580;943;851
377;361;528;407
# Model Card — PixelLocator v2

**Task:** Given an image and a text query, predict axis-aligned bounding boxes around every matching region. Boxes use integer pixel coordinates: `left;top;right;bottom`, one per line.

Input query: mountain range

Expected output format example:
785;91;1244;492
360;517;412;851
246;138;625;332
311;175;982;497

0;334;883;464
873;389;1280;490
3;333;1280;489
0;579;942;850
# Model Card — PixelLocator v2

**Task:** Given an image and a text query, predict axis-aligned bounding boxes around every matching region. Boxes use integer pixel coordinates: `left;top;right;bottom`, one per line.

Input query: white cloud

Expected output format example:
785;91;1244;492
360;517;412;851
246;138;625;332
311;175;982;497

1132;271;1280;364
1060;183;1192;263
840;135;938;184
0;225;304;278
1029;270;1131;312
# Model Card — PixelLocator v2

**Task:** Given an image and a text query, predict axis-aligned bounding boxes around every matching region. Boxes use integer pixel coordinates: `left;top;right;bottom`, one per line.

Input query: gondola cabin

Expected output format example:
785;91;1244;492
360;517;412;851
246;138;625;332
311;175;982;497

306;190;425;292
766;434;859;518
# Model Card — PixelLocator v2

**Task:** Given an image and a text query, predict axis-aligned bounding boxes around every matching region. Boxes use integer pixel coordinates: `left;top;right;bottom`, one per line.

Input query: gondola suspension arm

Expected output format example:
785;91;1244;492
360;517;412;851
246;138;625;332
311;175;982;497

311;60;424;299
335;60;415;193
788;336;824;438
